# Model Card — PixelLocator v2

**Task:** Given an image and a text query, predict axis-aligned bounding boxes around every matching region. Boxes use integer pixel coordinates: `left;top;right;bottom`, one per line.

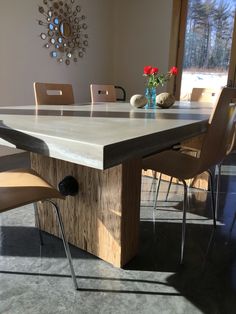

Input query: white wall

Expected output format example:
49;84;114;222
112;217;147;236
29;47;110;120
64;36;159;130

0;0;173;105
0;0;114;105
0;0;173;156
113;0;173;99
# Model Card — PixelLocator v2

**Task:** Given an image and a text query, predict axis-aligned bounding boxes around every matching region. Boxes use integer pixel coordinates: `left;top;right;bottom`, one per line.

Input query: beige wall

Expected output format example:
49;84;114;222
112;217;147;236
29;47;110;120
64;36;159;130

113;0;173;99
0;0;114;105
0;0;173;105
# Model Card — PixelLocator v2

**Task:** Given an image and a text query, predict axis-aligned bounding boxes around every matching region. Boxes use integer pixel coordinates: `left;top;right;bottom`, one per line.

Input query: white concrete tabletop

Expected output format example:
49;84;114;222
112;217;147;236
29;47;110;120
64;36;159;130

0;102;213;169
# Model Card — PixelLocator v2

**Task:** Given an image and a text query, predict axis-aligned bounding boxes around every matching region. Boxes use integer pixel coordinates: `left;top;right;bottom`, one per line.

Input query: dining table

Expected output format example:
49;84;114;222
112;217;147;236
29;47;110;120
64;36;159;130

0;101;213;267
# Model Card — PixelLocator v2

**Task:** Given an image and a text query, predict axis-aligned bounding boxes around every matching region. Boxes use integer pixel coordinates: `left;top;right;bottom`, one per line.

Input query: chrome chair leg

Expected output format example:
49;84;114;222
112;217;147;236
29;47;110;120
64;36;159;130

165;151;198;202
34;203;44;246
165;177;173;201
180;180;188;264
47;200;78;290
207;170;217;228
154;173;162;210
215;163;222;220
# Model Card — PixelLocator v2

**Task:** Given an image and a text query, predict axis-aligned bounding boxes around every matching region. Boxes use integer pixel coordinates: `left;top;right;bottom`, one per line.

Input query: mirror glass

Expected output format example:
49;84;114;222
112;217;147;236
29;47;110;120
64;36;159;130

51;51;57;58
60;21;71;37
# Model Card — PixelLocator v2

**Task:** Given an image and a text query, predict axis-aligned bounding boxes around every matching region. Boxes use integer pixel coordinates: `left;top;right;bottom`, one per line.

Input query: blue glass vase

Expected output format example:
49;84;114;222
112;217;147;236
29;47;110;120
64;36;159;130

145;87;156;109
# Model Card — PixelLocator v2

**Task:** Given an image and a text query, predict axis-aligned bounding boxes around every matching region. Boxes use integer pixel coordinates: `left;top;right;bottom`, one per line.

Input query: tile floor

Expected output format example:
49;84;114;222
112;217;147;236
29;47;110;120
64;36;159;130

0;153;236;313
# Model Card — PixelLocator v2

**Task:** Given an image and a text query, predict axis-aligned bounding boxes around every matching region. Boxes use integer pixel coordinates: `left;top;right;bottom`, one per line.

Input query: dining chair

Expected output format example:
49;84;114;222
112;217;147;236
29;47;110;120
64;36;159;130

164;134;236;221
190;87;219;102
34;82;74;106
164;88;221;201
143;87;236;264
180;87;220;149
165;87;236;221
0;168;78;290
90;84;126;102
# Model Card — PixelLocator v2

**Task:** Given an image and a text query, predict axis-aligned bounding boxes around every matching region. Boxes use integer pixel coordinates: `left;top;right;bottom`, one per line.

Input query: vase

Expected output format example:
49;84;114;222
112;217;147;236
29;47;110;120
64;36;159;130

145;87;156;109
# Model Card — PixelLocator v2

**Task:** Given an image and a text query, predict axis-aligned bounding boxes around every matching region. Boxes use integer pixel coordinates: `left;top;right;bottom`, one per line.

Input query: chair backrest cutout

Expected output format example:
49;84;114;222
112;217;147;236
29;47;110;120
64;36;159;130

90;84;117;102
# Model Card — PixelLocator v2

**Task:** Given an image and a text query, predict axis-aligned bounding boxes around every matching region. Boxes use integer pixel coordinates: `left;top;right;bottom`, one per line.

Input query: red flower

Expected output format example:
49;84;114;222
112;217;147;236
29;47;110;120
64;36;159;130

169;66;178;75
143;65;178;88
143;66;152;75
150;67;159;74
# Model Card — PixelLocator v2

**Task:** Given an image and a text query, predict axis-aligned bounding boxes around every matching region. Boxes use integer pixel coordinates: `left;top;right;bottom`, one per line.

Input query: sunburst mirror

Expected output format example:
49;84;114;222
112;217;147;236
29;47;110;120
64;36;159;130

38;0;88;65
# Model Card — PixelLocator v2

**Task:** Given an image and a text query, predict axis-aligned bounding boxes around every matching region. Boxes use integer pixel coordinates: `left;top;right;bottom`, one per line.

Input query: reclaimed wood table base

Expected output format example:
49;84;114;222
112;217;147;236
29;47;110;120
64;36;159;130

31;152;142;267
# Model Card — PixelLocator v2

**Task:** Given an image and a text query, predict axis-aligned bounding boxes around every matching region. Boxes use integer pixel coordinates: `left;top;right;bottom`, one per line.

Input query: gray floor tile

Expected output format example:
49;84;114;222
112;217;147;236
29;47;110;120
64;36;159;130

1;152;236;313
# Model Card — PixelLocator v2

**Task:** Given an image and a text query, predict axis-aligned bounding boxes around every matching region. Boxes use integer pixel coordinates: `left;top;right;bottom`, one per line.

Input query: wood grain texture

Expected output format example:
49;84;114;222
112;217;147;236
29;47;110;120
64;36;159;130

180;133;205;152
31;153;142;267
167;0;188;99
167;0;181;95
228;11;236;87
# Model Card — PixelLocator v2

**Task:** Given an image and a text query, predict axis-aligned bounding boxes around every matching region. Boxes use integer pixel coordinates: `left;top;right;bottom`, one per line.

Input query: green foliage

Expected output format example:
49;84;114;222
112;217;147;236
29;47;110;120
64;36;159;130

146;73;172;88
184;0;235;70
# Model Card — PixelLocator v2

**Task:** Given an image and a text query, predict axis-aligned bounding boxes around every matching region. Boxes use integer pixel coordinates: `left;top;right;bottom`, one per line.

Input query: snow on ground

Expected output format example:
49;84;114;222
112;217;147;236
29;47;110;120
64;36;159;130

180;71;227;100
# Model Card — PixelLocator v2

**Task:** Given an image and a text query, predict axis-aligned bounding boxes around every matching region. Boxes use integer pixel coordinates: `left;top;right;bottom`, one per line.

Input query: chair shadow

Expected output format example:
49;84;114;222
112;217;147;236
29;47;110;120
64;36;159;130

2;218;236;312
166;224;236;314
0;225;87;260
125;216;236;313
125;220;216;272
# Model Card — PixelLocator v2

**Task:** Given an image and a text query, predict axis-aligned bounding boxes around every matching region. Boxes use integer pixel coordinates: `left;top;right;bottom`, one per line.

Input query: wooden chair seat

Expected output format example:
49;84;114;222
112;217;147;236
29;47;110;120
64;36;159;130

0;167;78;289
143;150;202;181
0;168;64;213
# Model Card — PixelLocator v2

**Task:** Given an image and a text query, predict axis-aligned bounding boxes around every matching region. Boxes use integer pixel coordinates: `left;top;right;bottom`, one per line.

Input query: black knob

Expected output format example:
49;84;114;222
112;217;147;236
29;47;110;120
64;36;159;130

58;176;79;196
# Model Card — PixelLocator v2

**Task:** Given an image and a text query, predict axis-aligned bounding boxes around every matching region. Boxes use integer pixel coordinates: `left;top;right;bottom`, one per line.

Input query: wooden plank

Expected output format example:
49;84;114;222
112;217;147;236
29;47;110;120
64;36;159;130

228;11;236;87
167;0;188;99
31;153;142;267
167;0;181;95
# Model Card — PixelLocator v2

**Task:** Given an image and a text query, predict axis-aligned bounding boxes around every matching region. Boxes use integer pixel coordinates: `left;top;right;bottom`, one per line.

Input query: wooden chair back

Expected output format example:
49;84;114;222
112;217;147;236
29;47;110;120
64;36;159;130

199;87;236;170
34;82;74;105
90;84;116;102
190;88;219;103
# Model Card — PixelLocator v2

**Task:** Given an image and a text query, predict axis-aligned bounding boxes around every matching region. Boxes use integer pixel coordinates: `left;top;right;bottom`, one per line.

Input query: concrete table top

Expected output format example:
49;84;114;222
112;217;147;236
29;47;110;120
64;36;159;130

0;102;212;169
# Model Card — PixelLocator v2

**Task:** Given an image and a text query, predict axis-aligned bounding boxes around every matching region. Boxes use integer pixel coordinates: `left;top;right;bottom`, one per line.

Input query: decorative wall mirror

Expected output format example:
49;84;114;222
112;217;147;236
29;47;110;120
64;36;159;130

38;0;88;65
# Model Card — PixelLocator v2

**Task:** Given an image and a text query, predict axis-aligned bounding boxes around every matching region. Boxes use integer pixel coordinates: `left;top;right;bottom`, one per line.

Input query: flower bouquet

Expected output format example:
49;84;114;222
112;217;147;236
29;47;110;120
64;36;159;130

143;66;178;108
